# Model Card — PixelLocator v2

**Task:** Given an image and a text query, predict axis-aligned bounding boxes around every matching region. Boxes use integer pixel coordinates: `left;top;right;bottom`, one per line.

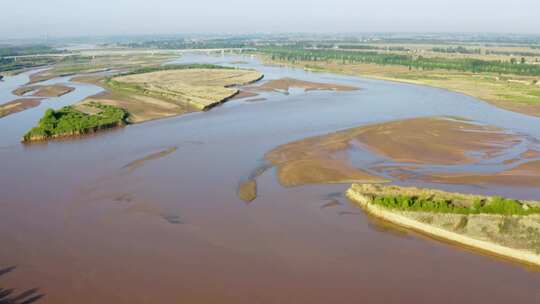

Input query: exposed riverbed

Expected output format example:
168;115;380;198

1;54;540;304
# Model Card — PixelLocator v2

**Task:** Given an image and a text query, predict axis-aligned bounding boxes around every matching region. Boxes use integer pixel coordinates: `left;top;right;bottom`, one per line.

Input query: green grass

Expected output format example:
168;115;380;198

23;102;127;141
371;195;540;216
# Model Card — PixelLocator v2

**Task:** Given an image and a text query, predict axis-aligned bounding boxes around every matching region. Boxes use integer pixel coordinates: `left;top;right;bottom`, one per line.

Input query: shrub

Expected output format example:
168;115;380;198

370;194;540;216
23;102;127;141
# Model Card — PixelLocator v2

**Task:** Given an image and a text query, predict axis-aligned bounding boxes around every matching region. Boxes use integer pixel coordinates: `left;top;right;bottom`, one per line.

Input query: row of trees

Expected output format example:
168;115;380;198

432;46;481;54
262;47;540;76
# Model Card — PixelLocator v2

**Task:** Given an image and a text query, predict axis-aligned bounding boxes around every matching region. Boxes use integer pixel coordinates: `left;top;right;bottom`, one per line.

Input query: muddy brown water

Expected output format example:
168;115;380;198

1;54;540;303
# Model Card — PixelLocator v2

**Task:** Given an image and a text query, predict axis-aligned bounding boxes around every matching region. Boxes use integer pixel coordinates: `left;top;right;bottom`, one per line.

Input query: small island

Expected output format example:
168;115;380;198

13;84;75;97
0;98;43;119
347;184;540;267
22;102;128;142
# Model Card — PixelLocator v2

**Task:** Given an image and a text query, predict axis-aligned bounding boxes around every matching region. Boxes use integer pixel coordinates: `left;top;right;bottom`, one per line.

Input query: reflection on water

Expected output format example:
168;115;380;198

1;53;540;303
0;266;45;304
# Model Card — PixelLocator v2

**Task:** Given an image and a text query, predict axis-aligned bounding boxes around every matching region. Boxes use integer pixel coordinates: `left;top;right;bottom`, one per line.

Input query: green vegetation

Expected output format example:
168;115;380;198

23;102;127;141
260;47;540;76
0;45;68;73
124;63;234;75
0;45;64;57
371;194;540;216
432;46;481;54
121;38;248;50
0;56;59;73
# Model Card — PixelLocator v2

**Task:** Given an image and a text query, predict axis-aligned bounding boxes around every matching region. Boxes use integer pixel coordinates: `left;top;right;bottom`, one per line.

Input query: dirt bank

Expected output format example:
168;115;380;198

229;90;259;100
347;184;540;267
250;77;359;94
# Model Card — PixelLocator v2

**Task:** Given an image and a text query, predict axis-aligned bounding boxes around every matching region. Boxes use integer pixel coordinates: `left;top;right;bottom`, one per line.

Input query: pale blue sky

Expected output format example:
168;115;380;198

4;0;540;38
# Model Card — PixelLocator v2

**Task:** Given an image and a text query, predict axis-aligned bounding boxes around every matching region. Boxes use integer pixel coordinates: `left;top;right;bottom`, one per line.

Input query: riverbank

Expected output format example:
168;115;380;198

347;184;540;267
259;55;540;118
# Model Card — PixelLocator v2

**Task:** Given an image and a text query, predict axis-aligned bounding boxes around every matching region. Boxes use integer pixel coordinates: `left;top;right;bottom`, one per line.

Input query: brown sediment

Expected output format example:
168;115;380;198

250;77;359;94
487;100;540;119
13;84;75;97
236;163;272;202
71;74;108;85
417;160;540;187
12;86;36;96
321;199;341;209
275;159;384;187
237;180;257;203
33;85;74;97
261;116;527;190
229;90;259;100
245;97;267;102
264;125;388;188
501;148;540;165
521;149;540;159
355;117;520;165
29;71;56;84
347;183;540;267
122;146;178;172
0;98;42;119
265;117;540;192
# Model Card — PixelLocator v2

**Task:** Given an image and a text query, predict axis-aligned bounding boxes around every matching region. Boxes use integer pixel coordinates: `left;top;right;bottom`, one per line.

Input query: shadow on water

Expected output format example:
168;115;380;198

0;266;44;304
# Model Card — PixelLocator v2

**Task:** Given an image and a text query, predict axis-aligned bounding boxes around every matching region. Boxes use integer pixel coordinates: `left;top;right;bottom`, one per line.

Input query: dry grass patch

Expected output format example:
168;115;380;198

112;68;263;110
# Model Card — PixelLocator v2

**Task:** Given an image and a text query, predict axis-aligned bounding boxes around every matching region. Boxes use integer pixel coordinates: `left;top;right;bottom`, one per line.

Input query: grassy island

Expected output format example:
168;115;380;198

107;64;263;111
347;184;540;266
23;102;127;142
76;64;263;123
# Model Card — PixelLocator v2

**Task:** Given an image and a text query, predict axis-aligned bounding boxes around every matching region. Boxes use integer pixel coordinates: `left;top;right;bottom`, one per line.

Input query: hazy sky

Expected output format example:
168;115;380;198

4;0;540;38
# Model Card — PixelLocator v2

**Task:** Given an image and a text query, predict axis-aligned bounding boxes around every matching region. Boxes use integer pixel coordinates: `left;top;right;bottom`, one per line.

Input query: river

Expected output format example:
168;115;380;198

0;53;539;303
